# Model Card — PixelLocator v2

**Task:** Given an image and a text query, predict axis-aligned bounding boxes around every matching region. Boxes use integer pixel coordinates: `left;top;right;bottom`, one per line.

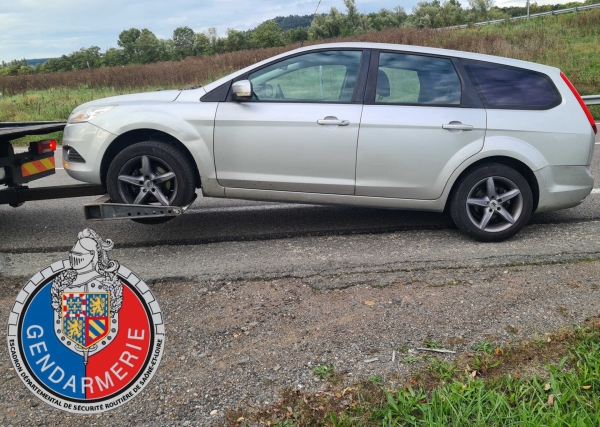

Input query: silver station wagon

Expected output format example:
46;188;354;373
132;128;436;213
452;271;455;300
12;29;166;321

63;42;597;241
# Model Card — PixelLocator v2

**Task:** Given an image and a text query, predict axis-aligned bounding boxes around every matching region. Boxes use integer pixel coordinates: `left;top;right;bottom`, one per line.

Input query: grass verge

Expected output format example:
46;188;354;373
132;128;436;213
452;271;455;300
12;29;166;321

226;318;600;426
0;85;188;146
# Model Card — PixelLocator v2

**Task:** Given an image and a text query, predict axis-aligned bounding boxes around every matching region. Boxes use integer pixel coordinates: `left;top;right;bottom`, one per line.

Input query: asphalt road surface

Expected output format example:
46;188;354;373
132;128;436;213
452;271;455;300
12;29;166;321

1;128;600;281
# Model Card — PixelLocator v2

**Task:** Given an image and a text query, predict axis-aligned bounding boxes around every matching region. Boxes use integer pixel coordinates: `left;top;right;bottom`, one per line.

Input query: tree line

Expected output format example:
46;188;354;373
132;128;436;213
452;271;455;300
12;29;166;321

1;0;595;76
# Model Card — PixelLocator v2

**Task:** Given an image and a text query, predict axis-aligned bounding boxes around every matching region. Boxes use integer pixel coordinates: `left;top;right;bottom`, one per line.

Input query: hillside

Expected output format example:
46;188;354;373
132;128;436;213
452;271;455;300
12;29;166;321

270;14;315;30
25;58;52;67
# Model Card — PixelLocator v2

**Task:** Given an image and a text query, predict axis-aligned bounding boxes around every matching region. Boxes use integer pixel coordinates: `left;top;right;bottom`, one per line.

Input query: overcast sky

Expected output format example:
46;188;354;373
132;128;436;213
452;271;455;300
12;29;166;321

0;0;581;62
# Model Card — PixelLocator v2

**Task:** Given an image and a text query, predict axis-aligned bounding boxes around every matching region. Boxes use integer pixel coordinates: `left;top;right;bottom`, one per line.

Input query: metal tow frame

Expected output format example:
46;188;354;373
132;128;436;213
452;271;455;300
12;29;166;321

84;194;196;221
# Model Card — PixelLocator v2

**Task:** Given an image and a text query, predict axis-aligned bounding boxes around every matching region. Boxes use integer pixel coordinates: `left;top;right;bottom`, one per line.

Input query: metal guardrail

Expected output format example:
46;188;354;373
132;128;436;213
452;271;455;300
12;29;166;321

583;95;600;106
442;2;600;29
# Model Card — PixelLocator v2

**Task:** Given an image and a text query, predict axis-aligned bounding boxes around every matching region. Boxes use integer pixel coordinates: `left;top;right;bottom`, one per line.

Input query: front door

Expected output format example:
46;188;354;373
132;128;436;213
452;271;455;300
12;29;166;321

356;51;487;200
214;50;365;195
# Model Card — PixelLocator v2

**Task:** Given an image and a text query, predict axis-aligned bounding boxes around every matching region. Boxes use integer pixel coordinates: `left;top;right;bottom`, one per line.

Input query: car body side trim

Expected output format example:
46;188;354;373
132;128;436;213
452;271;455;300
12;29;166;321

200;81;231;102
352;50;371;103
451;58;484;109
225;187;447;212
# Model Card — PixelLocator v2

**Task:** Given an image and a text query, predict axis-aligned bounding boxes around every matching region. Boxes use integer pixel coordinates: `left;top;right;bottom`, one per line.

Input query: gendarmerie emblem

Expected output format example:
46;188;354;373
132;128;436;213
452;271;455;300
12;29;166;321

6;229;165;413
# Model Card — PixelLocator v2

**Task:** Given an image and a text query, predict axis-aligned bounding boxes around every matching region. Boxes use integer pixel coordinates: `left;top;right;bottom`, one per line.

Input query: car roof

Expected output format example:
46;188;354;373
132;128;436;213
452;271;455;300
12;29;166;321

202;42;559;93
306;42;556;70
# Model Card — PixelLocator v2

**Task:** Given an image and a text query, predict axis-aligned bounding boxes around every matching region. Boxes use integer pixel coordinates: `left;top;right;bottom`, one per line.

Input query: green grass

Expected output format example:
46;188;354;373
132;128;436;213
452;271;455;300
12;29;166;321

376;358;598;426
369;375;385;386
312;363;335;379
0;86;163;122
422;338;444;349
229;319;600;426
376;336;599;426
472;340;495;355
403;355;420;364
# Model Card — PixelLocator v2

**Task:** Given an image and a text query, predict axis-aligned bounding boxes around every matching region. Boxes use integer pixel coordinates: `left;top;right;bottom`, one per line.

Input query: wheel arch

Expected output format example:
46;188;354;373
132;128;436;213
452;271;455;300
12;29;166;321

445;156;540;212
100;129;201;188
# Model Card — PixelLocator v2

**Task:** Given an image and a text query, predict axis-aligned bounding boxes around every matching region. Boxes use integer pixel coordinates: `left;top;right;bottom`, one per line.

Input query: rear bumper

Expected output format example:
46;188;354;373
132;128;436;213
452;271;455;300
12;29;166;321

534;165;594;213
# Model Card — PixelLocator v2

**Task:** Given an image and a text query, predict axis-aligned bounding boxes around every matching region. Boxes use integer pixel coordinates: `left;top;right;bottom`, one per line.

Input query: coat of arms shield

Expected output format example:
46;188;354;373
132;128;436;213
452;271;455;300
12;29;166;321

62;292;110;348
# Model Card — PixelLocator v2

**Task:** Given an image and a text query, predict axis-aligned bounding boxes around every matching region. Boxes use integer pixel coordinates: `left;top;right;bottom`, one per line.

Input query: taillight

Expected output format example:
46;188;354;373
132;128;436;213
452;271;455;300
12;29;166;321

561;72;597;135
30;139;57;154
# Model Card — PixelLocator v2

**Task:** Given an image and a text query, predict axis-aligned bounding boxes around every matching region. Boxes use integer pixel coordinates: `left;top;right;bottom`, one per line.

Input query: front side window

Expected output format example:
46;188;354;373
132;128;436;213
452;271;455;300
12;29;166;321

464;61;559;108
375;53;462;106
247;50;363;103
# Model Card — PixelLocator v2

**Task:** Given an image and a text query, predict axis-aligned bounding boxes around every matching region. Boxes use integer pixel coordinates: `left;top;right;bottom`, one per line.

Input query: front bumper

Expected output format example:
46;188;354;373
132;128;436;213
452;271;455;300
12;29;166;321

534;165;594;213
62;122;116;185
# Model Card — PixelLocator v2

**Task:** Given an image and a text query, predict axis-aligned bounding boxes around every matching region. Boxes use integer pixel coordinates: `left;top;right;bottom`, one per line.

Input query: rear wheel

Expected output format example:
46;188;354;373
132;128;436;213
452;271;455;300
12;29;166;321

106;141;196;224
449;164;533;242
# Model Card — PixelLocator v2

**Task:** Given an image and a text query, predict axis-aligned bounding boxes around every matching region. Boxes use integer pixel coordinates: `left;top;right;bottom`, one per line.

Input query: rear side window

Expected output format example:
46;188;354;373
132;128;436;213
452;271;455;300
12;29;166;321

375;53;461;106
463;61;561;109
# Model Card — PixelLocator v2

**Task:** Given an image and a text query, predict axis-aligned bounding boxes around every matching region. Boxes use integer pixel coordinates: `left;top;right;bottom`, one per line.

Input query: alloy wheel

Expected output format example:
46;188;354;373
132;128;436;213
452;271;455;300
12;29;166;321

117;155;178;206
466;176;524;233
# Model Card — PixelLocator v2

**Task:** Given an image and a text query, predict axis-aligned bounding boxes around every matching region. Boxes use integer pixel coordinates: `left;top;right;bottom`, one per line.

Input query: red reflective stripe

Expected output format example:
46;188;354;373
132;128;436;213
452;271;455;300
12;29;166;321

20;157;56;177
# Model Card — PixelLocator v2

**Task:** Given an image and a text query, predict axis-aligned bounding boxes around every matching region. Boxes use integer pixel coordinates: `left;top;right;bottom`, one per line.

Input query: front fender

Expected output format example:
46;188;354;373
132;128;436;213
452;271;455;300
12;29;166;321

91;103;219;187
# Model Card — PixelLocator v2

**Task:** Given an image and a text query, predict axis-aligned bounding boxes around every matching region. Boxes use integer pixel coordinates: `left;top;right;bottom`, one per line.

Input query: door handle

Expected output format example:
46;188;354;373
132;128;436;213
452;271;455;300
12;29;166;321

442;122;473;131
317;118;350;126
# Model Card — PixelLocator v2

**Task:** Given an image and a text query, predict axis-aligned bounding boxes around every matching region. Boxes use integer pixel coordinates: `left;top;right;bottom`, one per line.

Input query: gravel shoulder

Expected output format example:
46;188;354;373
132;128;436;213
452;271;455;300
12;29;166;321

1;256;599;426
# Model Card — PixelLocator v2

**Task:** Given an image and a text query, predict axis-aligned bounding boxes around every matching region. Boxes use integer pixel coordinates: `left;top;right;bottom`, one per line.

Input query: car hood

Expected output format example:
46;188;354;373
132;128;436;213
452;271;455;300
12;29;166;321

75;90;183;110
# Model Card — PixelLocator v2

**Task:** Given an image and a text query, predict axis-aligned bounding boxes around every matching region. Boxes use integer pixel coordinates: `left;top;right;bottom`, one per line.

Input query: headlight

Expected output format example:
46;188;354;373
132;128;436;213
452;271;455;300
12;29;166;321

68;106;115;124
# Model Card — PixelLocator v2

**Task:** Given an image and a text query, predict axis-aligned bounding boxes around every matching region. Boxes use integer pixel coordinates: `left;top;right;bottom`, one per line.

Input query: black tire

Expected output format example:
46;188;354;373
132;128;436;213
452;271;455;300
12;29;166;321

106;141;196;224
449;163;533;242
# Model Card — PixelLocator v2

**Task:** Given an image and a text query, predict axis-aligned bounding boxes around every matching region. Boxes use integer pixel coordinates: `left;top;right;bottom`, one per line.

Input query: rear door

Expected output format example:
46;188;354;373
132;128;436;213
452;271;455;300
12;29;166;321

355;51;487;200
214;50;367;195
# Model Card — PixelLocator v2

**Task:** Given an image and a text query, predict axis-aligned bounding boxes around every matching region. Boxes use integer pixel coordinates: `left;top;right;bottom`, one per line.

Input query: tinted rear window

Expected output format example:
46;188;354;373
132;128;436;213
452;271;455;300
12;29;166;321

465;62;559;109
376;53;462;106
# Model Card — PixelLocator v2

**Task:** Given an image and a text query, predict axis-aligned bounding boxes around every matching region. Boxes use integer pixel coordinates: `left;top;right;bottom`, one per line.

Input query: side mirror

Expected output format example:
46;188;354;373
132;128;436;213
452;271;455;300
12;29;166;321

232;80;253;101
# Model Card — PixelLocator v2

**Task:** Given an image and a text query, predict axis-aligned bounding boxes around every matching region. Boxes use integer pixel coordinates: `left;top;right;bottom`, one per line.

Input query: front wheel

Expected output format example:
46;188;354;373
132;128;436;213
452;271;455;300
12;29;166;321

449;164;533;242
106;141;196;224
